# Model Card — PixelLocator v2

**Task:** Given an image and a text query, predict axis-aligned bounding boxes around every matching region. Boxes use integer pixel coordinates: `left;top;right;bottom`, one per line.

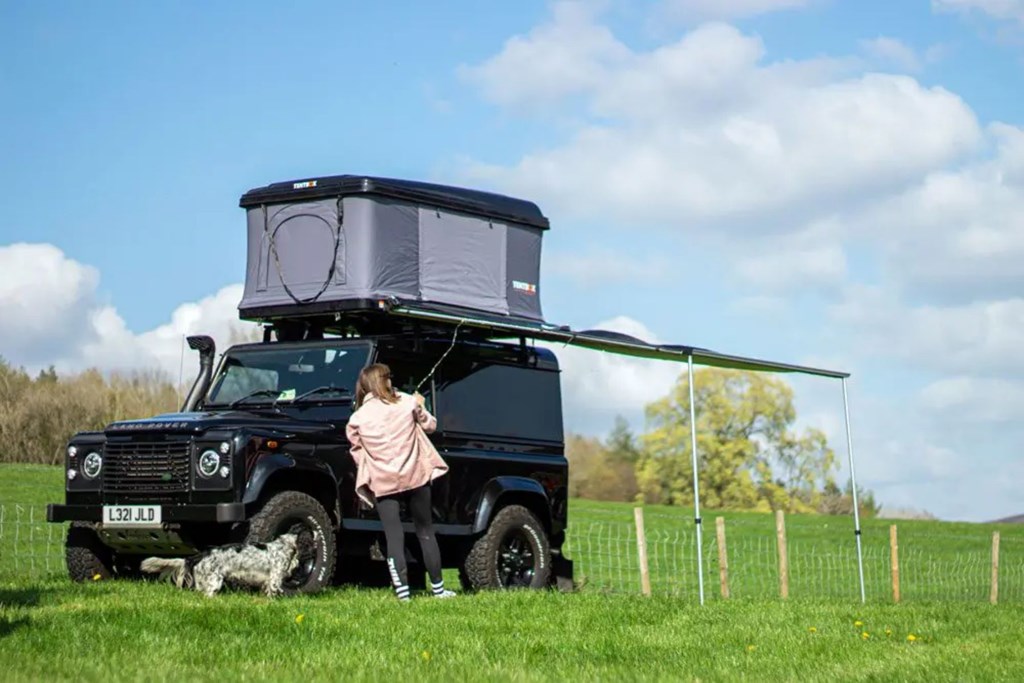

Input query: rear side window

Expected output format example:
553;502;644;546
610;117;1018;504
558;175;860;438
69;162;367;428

438;361;563;443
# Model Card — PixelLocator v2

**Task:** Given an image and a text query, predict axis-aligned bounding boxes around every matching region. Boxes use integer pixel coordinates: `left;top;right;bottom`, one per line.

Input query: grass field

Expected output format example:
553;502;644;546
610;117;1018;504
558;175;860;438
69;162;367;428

3;464;1024;681
3;581;1024;682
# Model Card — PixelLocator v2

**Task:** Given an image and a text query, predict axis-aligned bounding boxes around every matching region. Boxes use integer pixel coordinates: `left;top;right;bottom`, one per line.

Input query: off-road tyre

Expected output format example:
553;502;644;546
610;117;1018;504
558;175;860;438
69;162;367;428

461;505;551;590
66;522;114;582
246;491;336;595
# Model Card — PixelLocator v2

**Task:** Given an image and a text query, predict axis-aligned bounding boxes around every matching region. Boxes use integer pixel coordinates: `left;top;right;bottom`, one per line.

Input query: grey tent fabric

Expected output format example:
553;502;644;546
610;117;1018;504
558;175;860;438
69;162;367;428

239;194;545;321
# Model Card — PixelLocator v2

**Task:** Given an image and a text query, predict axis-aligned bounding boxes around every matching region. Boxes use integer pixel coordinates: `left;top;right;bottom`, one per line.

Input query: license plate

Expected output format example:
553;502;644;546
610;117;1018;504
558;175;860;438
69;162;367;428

102;505;162;527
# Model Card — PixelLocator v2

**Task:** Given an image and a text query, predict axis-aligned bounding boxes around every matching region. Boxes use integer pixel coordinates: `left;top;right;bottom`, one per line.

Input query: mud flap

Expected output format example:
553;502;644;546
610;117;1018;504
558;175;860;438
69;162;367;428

552;551;574;592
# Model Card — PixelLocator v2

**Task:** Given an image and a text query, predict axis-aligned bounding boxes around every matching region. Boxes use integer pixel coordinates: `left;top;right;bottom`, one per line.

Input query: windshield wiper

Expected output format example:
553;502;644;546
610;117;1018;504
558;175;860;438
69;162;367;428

228;389;280;409
285;385;352;406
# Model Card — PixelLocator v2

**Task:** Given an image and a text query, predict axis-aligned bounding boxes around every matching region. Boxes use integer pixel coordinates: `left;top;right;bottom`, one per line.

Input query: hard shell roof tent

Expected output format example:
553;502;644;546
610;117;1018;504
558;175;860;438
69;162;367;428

238;174;548;324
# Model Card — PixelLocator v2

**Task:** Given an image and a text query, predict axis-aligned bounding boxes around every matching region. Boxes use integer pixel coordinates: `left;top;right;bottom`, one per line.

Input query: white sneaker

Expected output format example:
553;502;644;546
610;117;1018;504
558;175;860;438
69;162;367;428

433;589;457;599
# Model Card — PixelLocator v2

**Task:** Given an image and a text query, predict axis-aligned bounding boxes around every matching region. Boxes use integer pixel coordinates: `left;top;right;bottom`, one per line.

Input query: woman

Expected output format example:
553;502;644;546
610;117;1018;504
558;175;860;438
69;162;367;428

345;363;453;600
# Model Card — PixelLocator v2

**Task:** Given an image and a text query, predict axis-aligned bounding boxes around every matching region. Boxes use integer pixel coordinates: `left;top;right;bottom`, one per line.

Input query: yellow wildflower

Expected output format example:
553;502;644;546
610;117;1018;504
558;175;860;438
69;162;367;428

854;620;863;628
861;632;870;640
746;645;757;653
907;634;917;642
421;650;432;662
808;627;817;634
295;614;305;625
92;574;101;581
884;628;893;637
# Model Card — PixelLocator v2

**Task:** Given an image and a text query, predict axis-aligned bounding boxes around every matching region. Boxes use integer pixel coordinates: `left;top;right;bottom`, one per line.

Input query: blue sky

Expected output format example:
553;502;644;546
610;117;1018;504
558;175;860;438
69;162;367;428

2;0;1024;521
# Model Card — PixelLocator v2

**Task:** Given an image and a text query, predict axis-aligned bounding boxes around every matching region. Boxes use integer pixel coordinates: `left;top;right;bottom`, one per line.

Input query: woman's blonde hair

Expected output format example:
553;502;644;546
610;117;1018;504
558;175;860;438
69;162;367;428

355;363;397;407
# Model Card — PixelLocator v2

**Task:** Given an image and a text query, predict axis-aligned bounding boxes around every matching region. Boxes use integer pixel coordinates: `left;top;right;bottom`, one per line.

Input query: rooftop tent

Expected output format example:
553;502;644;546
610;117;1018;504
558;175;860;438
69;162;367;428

238;175;549;322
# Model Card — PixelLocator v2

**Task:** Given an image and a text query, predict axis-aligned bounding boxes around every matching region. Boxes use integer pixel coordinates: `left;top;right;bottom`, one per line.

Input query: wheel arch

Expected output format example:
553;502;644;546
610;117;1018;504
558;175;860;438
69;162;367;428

243;454;341;529
472;476;552;535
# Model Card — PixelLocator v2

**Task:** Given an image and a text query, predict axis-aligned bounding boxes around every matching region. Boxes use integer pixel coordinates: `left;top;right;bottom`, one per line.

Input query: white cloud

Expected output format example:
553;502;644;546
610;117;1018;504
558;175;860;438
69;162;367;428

458;1;630;110
0;243;257;382
733;220;847;291
661;0;813;21
857;123;1024;302
831;288;1024;376
544;248;672;287
0;243;100;365
933;0;1024;23
861;37;923;72
460;20;981;229
920;376;1024;422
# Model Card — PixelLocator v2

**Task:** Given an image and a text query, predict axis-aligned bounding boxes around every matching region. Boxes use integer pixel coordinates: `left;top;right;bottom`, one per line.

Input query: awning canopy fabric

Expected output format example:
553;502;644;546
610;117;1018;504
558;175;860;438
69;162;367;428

379;301;850;379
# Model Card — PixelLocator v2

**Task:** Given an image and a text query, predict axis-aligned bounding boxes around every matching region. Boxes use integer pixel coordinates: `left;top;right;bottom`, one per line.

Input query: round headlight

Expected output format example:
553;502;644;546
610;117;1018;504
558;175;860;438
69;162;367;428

218;441;231;455
82;452;102;479
198;450;220;478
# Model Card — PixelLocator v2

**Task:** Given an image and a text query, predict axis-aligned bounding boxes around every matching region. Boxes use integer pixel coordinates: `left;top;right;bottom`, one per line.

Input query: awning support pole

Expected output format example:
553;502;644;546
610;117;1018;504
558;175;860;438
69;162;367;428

688;354;705;606
842;377;866;604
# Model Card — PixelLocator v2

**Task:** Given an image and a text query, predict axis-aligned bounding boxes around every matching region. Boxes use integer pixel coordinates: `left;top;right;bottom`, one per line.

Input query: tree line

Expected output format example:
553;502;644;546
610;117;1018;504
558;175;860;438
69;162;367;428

0;358;180;465
568;368;880;516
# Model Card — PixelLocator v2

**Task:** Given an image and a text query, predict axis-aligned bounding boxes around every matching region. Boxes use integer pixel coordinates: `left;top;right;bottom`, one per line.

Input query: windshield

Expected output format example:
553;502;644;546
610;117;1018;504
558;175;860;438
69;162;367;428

204;341;371;408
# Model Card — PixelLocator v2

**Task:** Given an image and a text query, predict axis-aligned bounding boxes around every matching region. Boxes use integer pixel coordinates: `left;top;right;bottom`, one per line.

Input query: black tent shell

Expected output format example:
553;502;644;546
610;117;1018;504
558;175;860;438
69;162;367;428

239;175;549;230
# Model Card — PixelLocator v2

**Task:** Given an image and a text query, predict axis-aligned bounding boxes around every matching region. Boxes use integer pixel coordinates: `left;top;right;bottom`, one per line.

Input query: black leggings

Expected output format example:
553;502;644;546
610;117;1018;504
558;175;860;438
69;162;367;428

376;484;442;590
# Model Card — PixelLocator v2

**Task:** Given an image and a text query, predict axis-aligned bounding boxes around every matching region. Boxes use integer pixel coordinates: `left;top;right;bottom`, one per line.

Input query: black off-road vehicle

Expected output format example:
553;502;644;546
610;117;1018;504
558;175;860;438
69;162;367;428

48;323;572;594
48;174;573;594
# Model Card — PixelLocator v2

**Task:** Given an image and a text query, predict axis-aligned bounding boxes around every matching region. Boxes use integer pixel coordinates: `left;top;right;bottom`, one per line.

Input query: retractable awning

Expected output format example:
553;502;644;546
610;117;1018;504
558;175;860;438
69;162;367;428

378;300;849;379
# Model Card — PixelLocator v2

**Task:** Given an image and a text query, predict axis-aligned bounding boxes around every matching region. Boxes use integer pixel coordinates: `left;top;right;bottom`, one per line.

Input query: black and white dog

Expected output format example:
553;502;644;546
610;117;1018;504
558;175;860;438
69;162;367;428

140;534;300;597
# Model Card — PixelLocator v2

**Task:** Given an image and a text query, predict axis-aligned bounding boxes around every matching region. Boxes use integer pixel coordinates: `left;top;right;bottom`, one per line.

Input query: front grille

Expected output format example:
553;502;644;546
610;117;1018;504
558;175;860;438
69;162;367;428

103;439;191;496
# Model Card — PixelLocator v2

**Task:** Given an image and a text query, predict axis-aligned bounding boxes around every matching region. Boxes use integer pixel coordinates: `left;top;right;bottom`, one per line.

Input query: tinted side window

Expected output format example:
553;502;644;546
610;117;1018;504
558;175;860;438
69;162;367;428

438;361;563;443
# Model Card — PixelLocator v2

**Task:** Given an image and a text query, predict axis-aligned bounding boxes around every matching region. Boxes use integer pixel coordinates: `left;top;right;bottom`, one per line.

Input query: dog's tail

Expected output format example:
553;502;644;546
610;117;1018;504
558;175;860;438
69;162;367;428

140;557;190;588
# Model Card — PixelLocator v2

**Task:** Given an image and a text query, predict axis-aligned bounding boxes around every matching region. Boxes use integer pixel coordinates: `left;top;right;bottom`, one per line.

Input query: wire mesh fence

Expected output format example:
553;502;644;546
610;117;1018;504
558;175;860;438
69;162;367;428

562;507;1024;603
2;502;1022;603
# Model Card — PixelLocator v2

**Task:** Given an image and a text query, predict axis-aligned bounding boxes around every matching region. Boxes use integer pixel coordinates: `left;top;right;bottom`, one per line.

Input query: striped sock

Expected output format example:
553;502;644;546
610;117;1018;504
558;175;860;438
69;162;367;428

388;558;411;602
430;579;445;596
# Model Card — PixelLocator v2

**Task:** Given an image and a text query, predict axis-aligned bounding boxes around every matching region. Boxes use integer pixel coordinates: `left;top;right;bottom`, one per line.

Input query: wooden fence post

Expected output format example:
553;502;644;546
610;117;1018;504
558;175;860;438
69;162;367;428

715;517;729;599
634;507;651;597
890;524;900;603
775;509;789;600
991;531;1000;605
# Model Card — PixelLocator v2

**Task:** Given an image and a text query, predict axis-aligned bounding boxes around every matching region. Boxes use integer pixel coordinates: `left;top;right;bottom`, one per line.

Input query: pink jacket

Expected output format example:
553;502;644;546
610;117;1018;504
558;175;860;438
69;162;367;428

345;392;449;506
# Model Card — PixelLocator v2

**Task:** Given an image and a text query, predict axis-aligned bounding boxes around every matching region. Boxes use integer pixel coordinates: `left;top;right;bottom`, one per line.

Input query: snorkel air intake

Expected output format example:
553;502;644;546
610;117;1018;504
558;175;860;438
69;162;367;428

180;335;216;412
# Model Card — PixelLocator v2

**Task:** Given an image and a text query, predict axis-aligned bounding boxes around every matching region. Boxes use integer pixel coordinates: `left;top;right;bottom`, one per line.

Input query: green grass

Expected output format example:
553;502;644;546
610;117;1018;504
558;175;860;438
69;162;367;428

2;580;1024;682
3;465;1024;681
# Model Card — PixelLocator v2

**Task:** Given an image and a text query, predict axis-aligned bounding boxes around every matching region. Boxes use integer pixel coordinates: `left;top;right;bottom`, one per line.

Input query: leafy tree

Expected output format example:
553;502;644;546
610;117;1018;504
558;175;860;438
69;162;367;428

564;417;641;502
636;368;838;512
606;415;640;465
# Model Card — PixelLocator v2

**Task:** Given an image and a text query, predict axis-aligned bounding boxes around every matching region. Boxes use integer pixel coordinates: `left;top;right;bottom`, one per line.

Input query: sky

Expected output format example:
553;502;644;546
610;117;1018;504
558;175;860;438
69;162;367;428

2;0;1023;522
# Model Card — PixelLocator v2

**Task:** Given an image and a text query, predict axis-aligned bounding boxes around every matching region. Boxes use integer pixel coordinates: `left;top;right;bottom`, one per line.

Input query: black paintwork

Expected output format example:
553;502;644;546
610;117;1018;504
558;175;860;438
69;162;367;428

48;334;570;576
238;174;550;230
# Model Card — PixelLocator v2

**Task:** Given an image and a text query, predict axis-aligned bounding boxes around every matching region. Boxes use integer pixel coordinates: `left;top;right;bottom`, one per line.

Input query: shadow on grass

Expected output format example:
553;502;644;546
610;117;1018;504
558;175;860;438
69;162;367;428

0;587;47;608
0;587;46;640
0;616;30;639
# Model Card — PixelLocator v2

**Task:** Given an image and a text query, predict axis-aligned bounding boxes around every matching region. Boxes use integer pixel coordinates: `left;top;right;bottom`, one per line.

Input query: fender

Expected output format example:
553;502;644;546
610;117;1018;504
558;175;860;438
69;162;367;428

472;476;550;534
242;453;339;507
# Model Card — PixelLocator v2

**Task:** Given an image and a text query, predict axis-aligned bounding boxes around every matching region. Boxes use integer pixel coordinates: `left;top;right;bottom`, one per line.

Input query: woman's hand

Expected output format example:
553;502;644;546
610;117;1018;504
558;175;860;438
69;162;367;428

413;392;426;408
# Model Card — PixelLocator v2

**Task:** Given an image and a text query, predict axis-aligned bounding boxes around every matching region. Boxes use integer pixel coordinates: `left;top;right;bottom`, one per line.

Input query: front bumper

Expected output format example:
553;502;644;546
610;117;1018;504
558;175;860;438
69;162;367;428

47;503;246;524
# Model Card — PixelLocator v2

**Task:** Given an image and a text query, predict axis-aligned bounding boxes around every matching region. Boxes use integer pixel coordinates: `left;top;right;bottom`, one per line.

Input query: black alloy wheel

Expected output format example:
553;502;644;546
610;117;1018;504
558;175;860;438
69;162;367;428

497;528;536;588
